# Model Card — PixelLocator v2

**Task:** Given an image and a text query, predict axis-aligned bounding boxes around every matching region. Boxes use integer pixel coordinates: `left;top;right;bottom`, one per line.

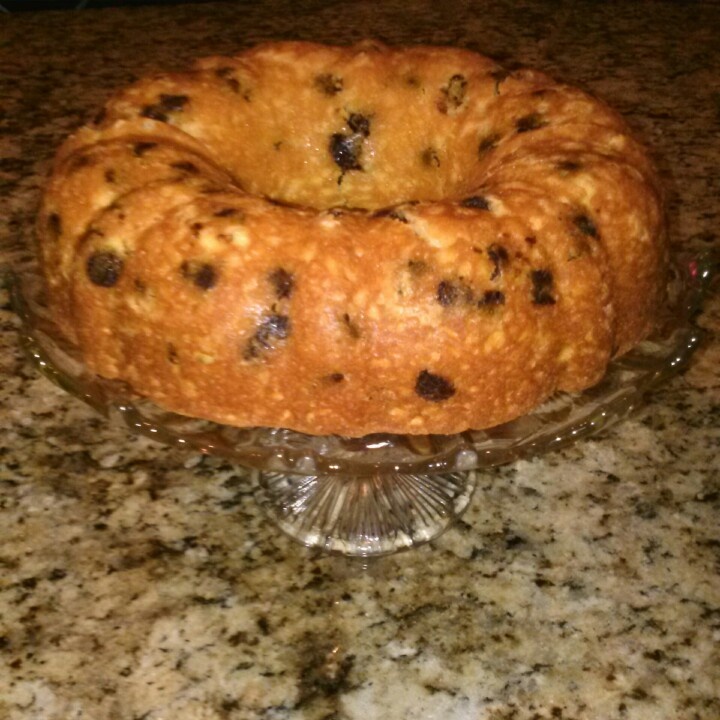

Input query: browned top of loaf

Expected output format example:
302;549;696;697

38;41;667;436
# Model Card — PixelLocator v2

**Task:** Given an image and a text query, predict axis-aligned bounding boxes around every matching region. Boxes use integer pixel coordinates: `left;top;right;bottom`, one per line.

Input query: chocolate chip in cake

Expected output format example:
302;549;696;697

180;260;218;290
140;94;189;123
140;105;169;123
461;195;491;210
47;212;62;240
193;265;217;290
348;113;371;137
531;268;556;305
257;314;290;345
421;147;441;168
232;81;251;99
415;369;456;402
104;168;117;183
516;113;548;133
87;250;124;287
214;67;250;98
488;243;509;280
438;278;473;306
341;312;361;339
314;73;344;96
557;159;583;173
437;280;459;306
331;113;372;173
268;267;294;299
215;67;250;97
133;141;157;157
478;289;506;306
573;213;599;238
437;73;467;113
478;133;501;156
244;313;291;359
330;133;363;172
327;372;345;383
227;77;242;93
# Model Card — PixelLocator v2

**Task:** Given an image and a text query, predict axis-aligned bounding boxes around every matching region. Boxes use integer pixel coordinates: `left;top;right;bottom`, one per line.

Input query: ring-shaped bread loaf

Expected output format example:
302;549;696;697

38;41;667;436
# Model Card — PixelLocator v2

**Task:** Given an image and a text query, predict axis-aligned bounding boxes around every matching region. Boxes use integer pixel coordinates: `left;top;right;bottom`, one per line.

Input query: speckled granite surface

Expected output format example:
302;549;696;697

1;1;719;718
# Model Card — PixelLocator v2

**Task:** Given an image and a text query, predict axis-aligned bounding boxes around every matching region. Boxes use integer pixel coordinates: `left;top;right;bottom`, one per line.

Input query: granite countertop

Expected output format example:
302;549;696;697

1;1;719;718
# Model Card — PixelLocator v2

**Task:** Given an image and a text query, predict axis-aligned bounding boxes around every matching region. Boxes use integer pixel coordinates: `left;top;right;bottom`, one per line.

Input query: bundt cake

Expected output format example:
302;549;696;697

37;41;667;437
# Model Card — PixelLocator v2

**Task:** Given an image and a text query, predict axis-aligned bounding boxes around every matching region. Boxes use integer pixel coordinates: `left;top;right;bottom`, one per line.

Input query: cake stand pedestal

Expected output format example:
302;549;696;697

254;470;477;555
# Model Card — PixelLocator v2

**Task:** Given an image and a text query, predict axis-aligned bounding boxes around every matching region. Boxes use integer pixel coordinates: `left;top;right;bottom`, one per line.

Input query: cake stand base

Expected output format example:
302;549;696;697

253;470;478;556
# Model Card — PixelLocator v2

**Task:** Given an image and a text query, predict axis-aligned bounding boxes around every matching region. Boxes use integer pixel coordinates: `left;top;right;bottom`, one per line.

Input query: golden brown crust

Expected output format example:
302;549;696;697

38;41;667;436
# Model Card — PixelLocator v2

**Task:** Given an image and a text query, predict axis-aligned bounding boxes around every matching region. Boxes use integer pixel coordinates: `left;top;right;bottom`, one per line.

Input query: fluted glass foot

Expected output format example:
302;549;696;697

253;470;477;556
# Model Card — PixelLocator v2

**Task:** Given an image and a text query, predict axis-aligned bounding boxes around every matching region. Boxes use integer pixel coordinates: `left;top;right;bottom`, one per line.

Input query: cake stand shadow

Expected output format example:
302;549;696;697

4;251;716;556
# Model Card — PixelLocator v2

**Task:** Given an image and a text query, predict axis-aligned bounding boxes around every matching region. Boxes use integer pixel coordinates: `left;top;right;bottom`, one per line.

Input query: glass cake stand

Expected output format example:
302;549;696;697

3;249;716;556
